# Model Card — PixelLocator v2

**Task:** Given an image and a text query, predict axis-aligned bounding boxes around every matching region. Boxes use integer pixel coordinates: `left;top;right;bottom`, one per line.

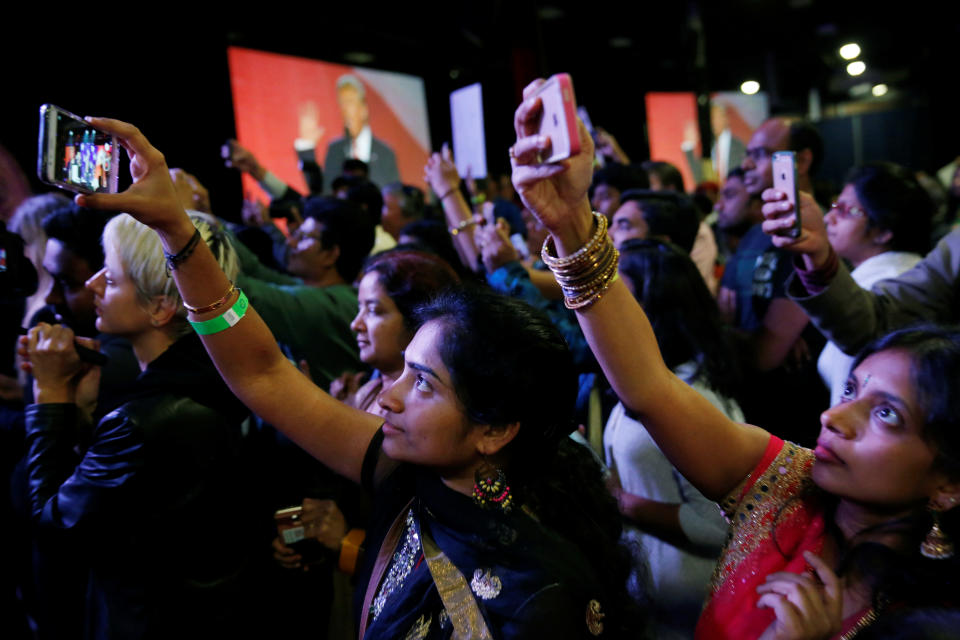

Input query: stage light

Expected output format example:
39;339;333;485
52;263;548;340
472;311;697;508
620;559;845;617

839;43;861;60
872;84;889;97
846;61;866;76
740;80;760;95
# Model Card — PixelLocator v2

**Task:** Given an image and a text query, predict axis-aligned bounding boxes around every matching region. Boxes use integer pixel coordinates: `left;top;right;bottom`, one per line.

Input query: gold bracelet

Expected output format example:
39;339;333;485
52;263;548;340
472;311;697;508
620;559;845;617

449;218;478;236
540;215;620;310
541;212;608;270
183;283;238;315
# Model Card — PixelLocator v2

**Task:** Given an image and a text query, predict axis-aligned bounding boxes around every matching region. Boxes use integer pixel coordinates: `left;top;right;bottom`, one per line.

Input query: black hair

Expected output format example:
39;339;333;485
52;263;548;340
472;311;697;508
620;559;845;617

302;196;374;282
844;163;933;255
42;203;115;270
787;120;824;176
641;160;685;192
340;177;384;227
589;163;648;198
773;325;960;614
361;250;459;332
851;325;960;478
341;158;369;178
396;219;470;279
619;190;700;253
618;238;741;398
382;182;425;221
414;288;641;636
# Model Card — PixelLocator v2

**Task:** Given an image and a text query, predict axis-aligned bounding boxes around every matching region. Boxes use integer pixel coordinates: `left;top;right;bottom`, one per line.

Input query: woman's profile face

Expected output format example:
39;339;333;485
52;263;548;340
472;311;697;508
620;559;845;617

84;244;153;338
376;319;485;473
350;272;412;375
825;184;881;265
813;348;947;507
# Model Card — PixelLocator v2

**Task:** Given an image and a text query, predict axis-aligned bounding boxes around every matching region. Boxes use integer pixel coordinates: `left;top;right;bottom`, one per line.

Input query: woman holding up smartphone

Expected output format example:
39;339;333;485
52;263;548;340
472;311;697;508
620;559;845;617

509;78;960;639
71;118;641;639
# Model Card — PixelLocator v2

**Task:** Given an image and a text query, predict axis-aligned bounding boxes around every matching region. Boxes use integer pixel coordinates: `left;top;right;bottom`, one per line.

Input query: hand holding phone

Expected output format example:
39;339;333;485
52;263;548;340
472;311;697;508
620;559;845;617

772;151;802;239
38;105;119;195
532;73;581;163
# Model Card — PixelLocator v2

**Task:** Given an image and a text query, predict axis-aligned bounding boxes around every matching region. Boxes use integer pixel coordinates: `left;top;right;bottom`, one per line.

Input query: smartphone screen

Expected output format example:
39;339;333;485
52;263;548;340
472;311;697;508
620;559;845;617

772;151;801;239
38;105;118;194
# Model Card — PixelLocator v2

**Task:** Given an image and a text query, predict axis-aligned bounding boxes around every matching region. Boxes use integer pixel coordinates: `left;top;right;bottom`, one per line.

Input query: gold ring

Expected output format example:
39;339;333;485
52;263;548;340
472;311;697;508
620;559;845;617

508;145;517;160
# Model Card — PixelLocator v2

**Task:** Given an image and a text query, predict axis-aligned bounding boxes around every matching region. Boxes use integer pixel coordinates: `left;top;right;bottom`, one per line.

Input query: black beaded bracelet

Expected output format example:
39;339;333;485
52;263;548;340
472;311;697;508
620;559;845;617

164;228;201;275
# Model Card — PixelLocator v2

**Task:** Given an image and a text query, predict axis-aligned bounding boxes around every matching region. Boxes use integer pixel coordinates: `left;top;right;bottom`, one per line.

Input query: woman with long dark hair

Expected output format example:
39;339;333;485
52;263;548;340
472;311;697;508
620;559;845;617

71;118;640;639
333;249;460;414
510;79;960;639
609;238;741;638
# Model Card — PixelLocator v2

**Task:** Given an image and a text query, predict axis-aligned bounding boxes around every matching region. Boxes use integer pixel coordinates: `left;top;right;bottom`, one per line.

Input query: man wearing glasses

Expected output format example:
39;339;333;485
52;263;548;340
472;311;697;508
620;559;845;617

717;117;828;445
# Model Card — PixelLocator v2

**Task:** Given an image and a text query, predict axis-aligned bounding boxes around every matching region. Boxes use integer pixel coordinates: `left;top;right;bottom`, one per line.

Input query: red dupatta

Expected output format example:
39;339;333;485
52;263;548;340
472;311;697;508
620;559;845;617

696;436;825;639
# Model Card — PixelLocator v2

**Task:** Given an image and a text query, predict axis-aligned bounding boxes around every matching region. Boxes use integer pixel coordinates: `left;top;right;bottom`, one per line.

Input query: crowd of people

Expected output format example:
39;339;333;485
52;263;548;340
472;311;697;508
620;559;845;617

2;74;960;640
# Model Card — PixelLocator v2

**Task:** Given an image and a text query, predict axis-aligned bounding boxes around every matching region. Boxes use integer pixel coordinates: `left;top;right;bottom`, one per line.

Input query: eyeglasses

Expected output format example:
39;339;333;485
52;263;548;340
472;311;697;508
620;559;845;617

829;202;867;219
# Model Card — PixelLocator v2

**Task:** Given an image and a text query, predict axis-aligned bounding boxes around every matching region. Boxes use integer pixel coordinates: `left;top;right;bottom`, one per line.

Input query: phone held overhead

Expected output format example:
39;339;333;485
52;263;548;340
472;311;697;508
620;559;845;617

38;104;119;195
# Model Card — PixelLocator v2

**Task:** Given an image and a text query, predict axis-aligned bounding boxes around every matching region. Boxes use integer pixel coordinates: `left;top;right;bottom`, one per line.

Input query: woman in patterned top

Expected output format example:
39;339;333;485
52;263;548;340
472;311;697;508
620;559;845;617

72;117;642;639
509;78;960;639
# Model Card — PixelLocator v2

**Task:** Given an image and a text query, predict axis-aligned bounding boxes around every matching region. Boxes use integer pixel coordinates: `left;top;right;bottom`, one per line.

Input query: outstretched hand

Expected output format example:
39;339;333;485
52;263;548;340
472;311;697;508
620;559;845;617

223;138;267;181
74;118;190;235
423;144;461;198
761;189;832;270
510;79;594;254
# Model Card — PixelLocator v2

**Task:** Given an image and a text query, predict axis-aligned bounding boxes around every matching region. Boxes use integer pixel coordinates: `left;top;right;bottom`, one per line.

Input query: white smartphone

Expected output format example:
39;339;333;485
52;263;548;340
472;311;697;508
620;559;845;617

772;151;801;239
533;73;580;163
38;104;119;194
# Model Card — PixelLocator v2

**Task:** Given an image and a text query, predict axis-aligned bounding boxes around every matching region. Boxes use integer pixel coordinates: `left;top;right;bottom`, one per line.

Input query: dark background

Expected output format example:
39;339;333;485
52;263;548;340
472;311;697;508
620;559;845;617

5;1;959;220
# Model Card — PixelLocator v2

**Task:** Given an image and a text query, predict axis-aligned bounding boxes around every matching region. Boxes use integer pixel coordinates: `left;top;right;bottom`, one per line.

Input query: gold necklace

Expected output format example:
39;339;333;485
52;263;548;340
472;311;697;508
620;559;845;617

839;607;877;640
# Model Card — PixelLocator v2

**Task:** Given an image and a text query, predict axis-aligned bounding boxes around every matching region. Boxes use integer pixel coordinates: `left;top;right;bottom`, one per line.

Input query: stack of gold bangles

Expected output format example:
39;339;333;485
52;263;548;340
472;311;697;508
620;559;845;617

541;211;619;310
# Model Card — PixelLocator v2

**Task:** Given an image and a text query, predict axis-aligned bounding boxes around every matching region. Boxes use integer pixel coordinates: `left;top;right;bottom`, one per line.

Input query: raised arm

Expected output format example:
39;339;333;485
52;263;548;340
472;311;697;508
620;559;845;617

78;118;379;484
423;146;482;272
510;84;768;501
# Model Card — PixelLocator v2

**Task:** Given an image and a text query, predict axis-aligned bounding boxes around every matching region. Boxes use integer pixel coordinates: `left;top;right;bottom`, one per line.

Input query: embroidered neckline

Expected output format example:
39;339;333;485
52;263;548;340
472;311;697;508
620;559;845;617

371;508;421;621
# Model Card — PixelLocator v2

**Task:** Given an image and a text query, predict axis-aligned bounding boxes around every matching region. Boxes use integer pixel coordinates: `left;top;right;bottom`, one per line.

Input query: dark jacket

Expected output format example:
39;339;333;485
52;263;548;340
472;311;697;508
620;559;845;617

25;333;255;640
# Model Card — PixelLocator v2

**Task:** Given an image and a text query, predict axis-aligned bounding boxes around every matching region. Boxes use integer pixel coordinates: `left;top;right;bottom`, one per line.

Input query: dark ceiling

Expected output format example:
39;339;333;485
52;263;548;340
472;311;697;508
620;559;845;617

5;1;959;216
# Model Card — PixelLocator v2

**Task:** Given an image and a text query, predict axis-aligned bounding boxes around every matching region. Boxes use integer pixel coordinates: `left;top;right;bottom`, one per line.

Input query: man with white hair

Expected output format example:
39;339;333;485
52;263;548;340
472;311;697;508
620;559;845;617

321;74;399;190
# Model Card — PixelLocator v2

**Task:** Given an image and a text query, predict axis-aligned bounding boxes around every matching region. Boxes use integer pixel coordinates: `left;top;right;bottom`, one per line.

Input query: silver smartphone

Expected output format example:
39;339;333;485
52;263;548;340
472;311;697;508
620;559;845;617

37;104;119;194
772;151;801;239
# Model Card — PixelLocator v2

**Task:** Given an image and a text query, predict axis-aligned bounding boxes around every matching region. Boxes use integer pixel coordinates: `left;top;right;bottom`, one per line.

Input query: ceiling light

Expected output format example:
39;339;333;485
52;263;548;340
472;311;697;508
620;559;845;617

839;43;861;60
740;80;760;95
846;61;866;76
872;84;889;97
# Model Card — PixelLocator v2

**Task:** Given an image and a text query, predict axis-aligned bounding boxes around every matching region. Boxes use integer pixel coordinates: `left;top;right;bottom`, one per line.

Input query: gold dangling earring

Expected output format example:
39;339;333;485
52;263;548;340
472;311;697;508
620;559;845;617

921;506;955;560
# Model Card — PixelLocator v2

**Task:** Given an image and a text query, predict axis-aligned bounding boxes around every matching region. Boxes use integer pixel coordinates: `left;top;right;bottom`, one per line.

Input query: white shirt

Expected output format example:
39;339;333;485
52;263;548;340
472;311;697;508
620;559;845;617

817;251;923;405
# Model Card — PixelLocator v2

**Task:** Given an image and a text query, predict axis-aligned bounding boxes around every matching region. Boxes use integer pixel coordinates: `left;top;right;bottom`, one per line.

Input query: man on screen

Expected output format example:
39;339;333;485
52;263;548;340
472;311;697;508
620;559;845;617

321;74;399;190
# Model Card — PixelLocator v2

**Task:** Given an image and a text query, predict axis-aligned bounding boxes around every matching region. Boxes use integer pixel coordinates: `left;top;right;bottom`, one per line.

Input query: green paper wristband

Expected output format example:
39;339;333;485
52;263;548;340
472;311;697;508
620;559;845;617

189;290;249;335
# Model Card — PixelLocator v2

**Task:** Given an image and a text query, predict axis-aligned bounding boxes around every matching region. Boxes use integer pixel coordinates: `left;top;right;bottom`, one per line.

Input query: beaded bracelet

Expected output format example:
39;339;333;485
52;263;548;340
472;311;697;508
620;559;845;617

189;290;249;335
183;283;237;314
164;228;202;275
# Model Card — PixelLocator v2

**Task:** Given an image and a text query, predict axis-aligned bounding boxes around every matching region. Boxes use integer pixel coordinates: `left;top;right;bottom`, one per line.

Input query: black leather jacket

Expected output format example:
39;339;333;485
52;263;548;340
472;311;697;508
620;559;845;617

25;333;254;640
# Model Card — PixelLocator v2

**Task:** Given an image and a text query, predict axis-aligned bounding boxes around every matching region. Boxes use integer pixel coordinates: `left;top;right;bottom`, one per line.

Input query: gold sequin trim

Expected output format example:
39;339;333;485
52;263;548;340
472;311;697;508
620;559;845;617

421;525;494;640
711;442;815;593
404;613;432;640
